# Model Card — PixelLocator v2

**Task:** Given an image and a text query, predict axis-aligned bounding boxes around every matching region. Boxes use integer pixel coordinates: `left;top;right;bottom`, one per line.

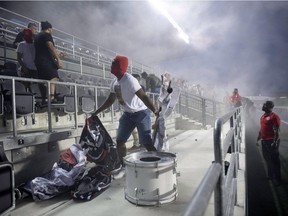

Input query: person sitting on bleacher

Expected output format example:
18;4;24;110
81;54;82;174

16;28;38;92
34;21;63;104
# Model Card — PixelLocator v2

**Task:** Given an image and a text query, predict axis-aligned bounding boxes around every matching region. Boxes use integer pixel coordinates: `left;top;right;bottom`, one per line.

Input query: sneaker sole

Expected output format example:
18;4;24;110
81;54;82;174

112;170;126;180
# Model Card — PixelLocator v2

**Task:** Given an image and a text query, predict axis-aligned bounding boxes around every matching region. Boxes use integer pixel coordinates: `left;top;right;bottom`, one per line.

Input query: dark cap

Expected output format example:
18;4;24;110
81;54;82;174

41;21;52;30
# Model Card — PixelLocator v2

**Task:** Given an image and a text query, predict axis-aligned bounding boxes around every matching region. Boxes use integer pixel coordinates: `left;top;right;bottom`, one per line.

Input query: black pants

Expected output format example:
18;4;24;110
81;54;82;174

261;139;281;181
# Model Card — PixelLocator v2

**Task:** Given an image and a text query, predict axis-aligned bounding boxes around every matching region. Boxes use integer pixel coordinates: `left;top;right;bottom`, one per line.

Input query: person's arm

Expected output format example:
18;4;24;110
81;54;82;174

272;115;280;147
272;125;280;148
13;32;23;48
256;130;261;146
93;93;116;116
146;77;151;92
135;88;157;114
46;41;63;69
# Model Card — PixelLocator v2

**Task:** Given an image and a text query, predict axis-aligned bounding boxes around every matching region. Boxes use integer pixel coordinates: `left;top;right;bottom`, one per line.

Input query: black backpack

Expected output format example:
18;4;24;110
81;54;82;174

79;116;119;172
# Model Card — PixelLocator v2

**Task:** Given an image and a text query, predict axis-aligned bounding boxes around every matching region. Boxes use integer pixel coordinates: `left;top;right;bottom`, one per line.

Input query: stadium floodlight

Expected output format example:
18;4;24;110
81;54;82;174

148;0;189;44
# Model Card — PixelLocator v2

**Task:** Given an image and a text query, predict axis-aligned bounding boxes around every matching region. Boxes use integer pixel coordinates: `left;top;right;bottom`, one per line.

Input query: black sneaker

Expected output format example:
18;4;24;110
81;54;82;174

51;99;65;105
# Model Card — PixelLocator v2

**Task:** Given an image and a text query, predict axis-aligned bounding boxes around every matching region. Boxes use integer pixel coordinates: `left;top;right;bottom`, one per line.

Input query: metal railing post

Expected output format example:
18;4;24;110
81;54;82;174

94;87;98;111
80;57;83;75
11;79;17;137
47;81;53;133
72;36;75;56
103;64;106;79
202;98;206;128
73;85;78;129
214;119;224;216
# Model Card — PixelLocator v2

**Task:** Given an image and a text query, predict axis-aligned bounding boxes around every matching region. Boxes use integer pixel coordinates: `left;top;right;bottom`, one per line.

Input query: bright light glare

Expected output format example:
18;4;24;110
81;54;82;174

149;0;189;44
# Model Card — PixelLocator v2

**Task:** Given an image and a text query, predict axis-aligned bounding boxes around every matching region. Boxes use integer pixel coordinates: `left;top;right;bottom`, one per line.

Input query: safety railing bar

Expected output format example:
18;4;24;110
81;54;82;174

0;6;193;79
46;80;53;133
213;118;225;216
11;79;17;137
0;74;53;84
183;163;222;216
224;154;236;189
0;7;39;24
0;17;33;29
54;45;73;54
53;36;74;45
0;35;15;42
225;179;237;216
0;28;18;36
219;109;237;124
73;85;78;129
223;129;234;157
0;75;113;135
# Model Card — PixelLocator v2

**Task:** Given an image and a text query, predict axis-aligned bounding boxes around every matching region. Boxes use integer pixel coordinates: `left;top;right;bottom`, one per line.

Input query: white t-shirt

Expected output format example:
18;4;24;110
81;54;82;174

110;73;147;113
16;41;37;70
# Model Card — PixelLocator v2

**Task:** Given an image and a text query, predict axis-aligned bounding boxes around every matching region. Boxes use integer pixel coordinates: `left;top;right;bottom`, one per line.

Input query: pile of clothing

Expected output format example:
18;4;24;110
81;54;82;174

23;116;119;201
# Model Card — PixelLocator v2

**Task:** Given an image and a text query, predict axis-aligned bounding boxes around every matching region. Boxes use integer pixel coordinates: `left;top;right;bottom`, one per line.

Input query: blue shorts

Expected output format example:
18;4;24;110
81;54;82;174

117;109;152;145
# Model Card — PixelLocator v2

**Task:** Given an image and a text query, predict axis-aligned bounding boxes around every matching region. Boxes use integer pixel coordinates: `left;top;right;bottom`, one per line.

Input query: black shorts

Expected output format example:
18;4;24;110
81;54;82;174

35;60;59;80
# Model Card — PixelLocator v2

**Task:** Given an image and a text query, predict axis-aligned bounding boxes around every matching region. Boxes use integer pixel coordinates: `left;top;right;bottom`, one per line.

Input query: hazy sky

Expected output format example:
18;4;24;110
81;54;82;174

1;1;288;96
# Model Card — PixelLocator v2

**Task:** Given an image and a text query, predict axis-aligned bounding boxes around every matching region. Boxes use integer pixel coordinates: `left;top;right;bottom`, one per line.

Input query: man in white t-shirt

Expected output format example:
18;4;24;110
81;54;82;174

93;55;157;174
16;28;38;91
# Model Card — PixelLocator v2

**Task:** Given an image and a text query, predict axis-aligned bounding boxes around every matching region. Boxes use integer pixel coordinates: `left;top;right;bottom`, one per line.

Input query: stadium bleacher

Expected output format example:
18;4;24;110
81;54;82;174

0;6;223;194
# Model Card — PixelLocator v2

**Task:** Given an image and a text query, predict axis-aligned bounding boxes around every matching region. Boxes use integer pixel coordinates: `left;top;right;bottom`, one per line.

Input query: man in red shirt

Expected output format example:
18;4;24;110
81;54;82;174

229;88;242;107
256;100;281;184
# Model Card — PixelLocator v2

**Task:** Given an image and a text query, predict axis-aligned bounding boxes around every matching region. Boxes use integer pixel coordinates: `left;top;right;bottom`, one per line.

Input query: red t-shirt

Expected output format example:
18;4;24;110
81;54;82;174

230;93;241;103
260;112;280;140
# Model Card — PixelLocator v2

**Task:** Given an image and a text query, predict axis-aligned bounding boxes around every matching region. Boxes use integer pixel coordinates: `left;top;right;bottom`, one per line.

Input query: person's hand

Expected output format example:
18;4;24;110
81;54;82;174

256;140;260;147
59;51;65;58
56;59;63;69
271;142;277;148
154;110;159;117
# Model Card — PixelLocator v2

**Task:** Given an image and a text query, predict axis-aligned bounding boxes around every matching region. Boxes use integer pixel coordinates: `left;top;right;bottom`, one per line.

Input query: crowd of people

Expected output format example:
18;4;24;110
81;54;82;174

11;21;283;184
14;21;63;105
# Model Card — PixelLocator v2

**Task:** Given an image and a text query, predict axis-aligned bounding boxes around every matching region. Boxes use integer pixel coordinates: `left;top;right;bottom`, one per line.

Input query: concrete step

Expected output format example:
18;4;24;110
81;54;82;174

175;117;203;130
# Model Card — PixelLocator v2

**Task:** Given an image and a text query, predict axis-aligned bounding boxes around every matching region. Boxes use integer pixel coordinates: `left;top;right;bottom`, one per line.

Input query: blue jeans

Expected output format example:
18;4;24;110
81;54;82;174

117;109;152;145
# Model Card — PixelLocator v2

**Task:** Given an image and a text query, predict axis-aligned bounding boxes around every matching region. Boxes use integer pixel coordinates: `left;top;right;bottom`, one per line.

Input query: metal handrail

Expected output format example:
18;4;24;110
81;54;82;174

183;107;243;216
0;74;111;136
178;91;226;128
